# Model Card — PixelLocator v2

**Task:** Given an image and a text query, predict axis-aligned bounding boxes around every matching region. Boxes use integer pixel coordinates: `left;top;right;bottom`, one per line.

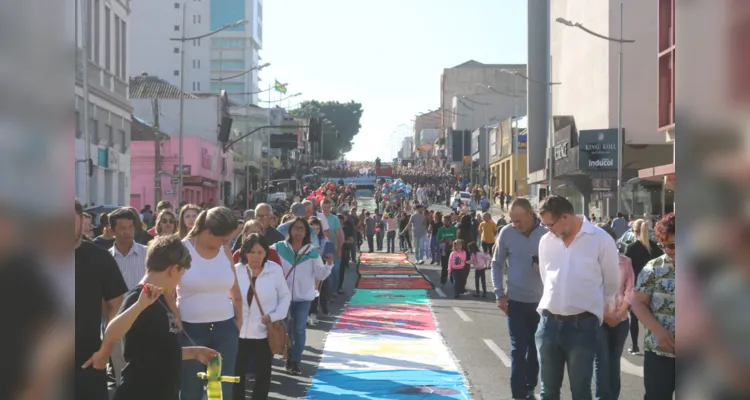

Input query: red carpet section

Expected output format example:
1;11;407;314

357;253;433;290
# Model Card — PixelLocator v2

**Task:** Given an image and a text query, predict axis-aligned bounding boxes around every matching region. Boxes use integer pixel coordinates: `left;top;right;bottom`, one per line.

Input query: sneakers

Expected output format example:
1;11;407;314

307;315;318;326
285;360;302;375
628;346;640;355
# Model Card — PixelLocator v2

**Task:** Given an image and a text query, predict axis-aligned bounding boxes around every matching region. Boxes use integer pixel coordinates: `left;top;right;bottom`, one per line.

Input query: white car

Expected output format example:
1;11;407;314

453;191;471;205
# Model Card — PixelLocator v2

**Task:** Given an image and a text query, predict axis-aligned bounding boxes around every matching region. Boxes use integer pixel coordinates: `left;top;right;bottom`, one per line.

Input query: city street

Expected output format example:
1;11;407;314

258;199;646;399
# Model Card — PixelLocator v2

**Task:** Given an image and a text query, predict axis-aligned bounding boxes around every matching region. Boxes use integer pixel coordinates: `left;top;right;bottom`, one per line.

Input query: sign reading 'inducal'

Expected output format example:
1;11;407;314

578;129;618;171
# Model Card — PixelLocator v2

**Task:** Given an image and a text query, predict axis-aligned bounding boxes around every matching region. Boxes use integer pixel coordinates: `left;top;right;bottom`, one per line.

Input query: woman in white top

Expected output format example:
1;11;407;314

177;207;243;400
271;217;333;376
234;234;291;400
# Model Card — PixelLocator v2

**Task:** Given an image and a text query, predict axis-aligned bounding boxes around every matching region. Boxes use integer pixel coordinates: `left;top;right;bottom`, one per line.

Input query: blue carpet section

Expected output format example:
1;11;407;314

307;369;470;399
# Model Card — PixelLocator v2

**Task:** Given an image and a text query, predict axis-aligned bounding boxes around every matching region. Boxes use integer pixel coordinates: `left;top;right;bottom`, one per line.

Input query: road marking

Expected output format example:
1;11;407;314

452;307;473;322
435;287;447;298
620;357;644;377
482;338;511;367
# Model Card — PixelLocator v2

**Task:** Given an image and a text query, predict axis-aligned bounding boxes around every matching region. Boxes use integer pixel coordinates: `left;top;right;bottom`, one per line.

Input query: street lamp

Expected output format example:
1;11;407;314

556;4;635;213
170;7;247;206
501;68;559;193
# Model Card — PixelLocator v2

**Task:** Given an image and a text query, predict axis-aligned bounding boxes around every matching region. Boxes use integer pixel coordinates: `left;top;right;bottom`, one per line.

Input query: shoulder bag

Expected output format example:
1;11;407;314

245;266;292;359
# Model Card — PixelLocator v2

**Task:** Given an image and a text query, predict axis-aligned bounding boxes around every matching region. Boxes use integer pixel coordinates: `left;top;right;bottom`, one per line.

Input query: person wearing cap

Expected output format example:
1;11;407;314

277;203;316;239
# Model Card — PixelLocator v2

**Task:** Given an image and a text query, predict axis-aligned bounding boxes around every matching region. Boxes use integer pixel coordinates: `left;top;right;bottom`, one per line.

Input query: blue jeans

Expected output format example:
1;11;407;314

507;300;541;399
535;313;600;400
285;301;312;362
594;319;629;400
413;234;427;261
430;236;439;263
180;318;239;400
329;257;341;293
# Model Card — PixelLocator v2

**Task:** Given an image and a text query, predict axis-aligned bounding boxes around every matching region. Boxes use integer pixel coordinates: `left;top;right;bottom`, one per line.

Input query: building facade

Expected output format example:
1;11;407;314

75;0;133;206
490;117;529;199
550;0;673;215
129;74;238;206
128;0;262;105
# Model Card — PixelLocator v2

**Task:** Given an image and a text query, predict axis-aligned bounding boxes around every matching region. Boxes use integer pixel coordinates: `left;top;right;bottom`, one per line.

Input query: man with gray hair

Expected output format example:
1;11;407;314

254;203;284;244
302;199;330;240
492;198;546;400
277;202;315;239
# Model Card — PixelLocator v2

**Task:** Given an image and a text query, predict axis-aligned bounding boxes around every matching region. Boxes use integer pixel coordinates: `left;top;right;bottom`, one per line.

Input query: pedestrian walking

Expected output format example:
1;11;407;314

491;198;546;400
536;195;620;399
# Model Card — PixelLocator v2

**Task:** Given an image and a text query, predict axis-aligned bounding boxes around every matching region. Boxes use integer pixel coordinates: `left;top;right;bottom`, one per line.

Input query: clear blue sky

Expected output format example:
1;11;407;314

260;0;527;161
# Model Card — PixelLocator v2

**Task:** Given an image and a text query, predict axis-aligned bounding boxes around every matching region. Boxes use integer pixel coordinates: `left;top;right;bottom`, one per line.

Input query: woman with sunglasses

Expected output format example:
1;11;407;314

153;210;177;237
233;234;290;400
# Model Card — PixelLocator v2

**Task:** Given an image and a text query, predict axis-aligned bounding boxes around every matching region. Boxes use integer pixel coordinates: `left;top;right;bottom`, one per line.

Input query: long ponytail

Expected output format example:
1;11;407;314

635;219;653;254
187;210;209;238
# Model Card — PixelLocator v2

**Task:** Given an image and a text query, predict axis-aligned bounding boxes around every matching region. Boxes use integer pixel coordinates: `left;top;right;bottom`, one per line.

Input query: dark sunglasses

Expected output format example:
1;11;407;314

658;242;675;250
161;219;175;224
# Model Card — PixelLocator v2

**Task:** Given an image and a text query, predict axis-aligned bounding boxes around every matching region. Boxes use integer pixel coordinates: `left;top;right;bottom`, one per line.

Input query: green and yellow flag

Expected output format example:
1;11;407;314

274;80;287;94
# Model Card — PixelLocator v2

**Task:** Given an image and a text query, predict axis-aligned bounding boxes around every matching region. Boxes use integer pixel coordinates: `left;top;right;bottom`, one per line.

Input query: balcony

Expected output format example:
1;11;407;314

76;47;129;103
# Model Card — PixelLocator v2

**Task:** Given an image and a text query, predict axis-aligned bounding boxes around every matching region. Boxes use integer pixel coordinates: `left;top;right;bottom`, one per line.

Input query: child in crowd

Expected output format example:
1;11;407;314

467;242;490;298
385;212;398;253
448;239;467;299
82;235;217;400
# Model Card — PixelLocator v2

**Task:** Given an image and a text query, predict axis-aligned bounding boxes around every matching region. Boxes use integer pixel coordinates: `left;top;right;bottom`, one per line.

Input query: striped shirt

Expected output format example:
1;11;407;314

385;218;398;232
109;242;148;290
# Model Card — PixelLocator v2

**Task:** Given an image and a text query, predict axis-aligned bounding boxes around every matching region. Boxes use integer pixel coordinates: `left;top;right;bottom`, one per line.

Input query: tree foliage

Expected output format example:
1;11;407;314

289;100;363;160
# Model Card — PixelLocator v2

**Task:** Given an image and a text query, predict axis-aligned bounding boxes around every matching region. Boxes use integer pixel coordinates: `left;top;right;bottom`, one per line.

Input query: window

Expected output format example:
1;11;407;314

210;60;245;70
89;119;99;143
173;47;179;53
192;59;200;69
192;14;196;23
174;2;180;8
105;124;113;146
86;0;93;59
75;111;82;139
211;38;244;48
174;25;180;31
193;38;201;46
114;15;121;77
94;0;100;63
119;129;127;153
257;2;262;20
120;20;127;79
193;14;201;24
197;82;201;91
104;6;111;71
192;82;195;91
174;70;179;76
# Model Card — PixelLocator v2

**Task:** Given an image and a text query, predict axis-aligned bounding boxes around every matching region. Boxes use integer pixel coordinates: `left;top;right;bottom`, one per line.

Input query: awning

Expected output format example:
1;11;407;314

638;163;675;183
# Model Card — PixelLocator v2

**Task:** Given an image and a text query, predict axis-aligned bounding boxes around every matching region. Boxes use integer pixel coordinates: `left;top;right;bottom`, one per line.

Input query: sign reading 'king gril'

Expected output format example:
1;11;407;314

578;128;618;171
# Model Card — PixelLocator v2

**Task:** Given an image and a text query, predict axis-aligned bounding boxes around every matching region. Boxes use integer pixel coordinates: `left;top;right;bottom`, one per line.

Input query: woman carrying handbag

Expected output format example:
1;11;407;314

234;234;291;400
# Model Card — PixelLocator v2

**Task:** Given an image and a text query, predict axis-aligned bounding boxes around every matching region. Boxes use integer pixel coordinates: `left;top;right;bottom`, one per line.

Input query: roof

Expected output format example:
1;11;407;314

450;60;527;69
128;74;197;99
130;114;170;141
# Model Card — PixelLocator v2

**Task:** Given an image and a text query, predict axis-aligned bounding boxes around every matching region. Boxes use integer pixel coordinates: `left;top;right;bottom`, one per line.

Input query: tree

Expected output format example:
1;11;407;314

289;100;363;160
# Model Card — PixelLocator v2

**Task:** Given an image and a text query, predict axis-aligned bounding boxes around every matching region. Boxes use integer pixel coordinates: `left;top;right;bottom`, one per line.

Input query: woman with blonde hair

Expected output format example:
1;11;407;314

153;210;177;237
624;218;663;355
176;207;243;400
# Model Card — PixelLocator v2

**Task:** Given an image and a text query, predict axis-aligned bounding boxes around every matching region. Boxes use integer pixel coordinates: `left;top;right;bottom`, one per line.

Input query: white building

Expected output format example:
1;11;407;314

400;137;414;160
550;0;672;164
75;0;133;206
129;0;263;105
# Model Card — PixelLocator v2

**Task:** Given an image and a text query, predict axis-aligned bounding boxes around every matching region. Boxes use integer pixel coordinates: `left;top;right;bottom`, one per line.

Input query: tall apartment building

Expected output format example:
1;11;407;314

75;0;133;206
129;0;263;105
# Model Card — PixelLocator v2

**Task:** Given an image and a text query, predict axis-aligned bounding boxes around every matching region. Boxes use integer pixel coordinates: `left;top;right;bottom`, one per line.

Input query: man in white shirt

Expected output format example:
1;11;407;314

536;195;620;400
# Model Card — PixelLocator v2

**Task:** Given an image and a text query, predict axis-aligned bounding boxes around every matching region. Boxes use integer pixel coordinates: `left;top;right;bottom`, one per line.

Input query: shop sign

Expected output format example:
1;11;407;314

579;129;618;171
173;165;192;176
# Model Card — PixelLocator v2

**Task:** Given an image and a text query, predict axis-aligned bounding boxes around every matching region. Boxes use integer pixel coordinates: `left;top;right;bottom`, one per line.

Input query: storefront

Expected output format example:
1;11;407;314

552;124;619;218
633;163;675;216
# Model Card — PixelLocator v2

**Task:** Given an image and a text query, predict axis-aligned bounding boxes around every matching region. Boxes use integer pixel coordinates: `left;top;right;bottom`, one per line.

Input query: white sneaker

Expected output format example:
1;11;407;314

309;315;318;326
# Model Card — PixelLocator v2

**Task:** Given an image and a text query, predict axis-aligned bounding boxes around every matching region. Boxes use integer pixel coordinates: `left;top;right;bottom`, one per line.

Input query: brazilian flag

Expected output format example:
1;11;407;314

274;80;287;94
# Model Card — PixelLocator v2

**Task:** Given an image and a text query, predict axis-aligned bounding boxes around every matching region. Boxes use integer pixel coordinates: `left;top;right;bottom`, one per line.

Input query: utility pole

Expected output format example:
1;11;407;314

152;98;162;206
81;0;92;205
616;1;624;213
177;4;187;206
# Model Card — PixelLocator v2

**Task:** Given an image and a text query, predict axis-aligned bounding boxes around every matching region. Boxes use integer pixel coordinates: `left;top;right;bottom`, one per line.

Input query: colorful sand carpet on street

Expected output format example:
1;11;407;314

306;254;470;399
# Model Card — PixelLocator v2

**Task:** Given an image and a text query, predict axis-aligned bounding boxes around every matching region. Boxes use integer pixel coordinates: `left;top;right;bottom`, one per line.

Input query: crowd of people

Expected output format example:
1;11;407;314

75;189;368;399
75;165;675;400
